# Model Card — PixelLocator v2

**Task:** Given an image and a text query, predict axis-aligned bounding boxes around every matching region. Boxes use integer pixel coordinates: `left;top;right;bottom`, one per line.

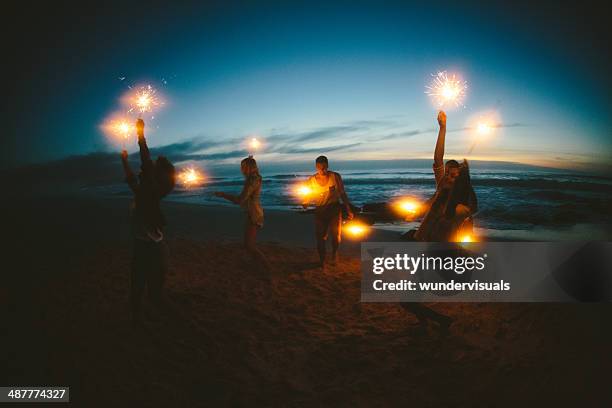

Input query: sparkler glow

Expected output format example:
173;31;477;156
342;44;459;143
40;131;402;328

179;167;204;187
249;137;261;151
393;198;421;216
459;234;474;243
477;122;493;135
127;84;162;116
343;221;370;239
425;71;468;109
467;111;501;155
101;115;136;147
296;184;313;197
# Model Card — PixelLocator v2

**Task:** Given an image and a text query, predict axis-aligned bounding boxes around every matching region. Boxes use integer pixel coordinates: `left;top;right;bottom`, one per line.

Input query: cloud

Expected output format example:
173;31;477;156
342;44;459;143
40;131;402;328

3;117;543;192
275;143;362;154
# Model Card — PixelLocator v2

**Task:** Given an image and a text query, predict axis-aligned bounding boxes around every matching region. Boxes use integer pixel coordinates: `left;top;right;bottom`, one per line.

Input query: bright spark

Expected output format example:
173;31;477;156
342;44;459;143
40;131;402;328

102;115;135;143
116;121;132;138
250;137;261;150
344;221;370;239
179;168;204;187
425;71;468;109
128;84;162;115
295;184;313;197
459;234;474;243
398;200;419;214
477;122;493;135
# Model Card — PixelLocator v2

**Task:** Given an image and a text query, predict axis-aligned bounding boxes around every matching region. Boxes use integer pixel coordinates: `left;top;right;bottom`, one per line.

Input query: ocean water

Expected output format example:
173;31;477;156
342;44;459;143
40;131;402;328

94;164;612;241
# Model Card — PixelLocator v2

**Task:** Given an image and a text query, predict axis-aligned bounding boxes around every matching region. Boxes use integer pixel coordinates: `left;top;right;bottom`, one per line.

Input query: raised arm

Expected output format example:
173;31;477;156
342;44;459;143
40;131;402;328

335;173;354;220
136;119;153;170
433;110;447;168
121;150;138;193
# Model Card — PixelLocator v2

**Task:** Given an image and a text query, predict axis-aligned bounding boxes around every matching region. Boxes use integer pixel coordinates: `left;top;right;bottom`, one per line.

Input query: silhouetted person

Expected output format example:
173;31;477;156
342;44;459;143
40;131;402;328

121;119;175;325
402;111;479;333
414;110;477;241
302;156;354;269
214;156;270;272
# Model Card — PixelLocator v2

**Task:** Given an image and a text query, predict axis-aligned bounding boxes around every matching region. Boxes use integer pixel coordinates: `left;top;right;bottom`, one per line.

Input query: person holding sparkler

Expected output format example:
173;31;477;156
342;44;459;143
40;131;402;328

400;111;477;334
214;156;270;272
412;111;477;242
302;156;355;269
120;119;175;325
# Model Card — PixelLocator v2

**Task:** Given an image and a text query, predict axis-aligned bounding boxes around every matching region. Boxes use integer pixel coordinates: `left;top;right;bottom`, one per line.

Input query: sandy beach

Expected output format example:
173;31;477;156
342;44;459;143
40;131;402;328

2;195;610;406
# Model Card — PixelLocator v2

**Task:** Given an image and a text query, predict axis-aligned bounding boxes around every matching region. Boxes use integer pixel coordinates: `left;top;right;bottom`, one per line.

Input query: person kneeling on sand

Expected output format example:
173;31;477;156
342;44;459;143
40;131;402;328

302;155;354;269
120;119;176;325
214;156;270;272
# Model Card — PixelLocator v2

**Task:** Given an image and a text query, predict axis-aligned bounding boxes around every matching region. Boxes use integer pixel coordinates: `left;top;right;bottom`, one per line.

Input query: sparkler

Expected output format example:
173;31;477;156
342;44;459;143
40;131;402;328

295;183;313;197
179;167;204;187
102;115;135;148
393;198;421;217
126;84;163;117
343;221;370;239
115;120;132;149
249;137;261;151
459;234;474;243
476;122;493;135
467;111;501;155
425;71;468;109
246;136;264;155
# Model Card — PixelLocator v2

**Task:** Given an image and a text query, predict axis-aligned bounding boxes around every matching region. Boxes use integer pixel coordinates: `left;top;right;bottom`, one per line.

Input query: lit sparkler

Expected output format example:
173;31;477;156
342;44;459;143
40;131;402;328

101;115;135;148
179;167;204;187
295;184;313;197
467;111;501;155
477;122;493;135
425;71;468;109
343;221;370;239
126;84;163;116
393;198;421;217
459;234;474;243
249;137;261;151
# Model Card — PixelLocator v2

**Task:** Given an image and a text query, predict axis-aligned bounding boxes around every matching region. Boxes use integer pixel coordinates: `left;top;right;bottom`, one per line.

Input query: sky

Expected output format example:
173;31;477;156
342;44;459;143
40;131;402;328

4;1;611;172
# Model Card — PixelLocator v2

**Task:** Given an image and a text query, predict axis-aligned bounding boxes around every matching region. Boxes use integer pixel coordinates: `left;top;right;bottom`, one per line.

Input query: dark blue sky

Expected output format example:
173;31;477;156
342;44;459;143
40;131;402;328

5;1;611;170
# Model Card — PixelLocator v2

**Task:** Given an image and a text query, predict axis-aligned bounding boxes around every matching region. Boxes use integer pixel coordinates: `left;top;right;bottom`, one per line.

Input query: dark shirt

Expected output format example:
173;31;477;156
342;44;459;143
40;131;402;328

415;162;477;241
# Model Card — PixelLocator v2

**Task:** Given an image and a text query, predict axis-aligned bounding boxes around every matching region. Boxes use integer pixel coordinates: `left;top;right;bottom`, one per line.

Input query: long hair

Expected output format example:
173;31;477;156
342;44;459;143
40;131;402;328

444;159;476;218
155;156;176;197
241;155;260;177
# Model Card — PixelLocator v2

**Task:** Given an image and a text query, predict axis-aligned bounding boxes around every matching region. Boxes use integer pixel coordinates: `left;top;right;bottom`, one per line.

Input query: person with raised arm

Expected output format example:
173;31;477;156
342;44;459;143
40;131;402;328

120;119;175;325
401;111;477;334
414;111;477;242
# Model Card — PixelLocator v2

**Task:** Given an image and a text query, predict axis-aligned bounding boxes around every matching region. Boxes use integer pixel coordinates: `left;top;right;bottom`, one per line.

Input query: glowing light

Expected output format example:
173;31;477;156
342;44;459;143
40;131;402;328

101;115;135;146
295;184;313;197
250;137;261;151
179;167;204;187
344;221;370;239
114;120;133;139
459;234;474;243
126;84;162;115
425;71;468;109
477;122;493;135
395;199;420;215
466;111;501;155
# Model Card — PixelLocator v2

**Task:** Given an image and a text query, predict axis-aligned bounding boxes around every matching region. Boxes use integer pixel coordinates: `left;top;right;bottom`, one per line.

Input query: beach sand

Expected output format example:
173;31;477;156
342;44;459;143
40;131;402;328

2;195;610;406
